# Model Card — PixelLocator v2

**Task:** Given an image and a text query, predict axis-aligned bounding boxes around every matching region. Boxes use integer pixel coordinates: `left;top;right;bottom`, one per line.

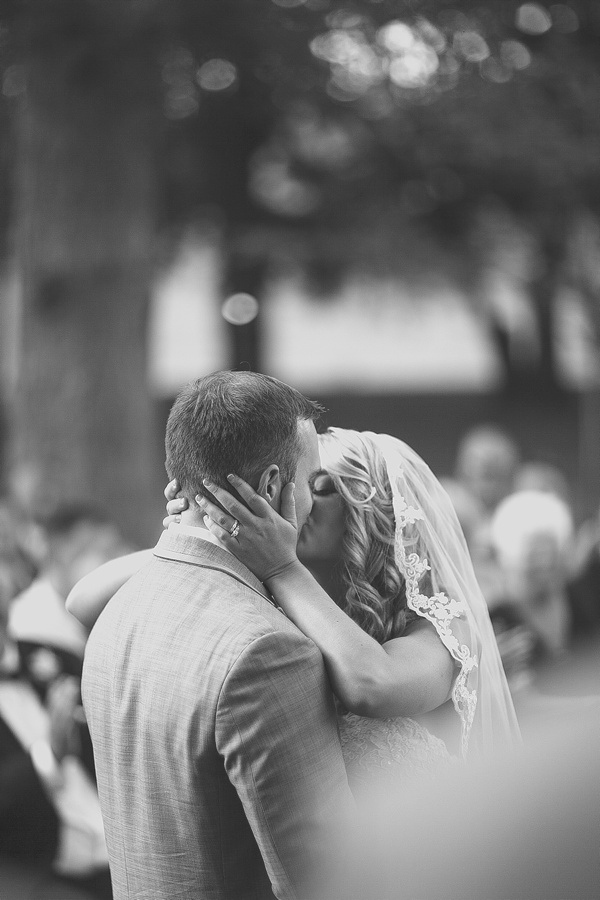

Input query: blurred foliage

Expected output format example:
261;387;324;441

2;1;600;372
2;1;600;533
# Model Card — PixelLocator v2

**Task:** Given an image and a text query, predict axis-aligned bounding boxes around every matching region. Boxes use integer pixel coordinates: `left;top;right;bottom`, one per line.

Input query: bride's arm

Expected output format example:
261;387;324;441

262;559;454;718
67;480;187;629
198;476;455;719
66;549;153;629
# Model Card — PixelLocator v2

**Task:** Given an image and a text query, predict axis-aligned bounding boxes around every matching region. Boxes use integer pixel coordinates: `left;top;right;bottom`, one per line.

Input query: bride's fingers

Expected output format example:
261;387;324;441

166;497;188;516
202;478;270;520
163;494;187;530
195;495;236;533
225;473;272;515
201;479;248;521
203;514;236;544
164;479;180;502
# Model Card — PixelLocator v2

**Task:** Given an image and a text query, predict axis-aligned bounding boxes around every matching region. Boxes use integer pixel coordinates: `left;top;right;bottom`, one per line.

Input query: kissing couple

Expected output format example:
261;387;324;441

72;370;520;900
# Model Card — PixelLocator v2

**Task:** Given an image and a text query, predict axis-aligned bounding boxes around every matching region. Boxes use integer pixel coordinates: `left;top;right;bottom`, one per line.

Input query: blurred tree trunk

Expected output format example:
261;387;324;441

222;245;265;371
6;0;165;546
520;211;570;395
528;238;563;393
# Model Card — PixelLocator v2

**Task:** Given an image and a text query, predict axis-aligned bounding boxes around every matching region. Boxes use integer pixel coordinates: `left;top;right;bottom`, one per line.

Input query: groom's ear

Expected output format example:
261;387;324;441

257;465;281;506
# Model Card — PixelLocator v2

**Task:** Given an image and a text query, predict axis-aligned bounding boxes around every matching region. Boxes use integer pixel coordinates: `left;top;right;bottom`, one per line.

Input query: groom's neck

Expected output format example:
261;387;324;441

177;506;231;554
179;506;207;529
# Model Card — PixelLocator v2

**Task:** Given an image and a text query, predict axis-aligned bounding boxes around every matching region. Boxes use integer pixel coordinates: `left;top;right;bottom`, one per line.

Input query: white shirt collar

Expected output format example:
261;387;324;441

168;521;231;554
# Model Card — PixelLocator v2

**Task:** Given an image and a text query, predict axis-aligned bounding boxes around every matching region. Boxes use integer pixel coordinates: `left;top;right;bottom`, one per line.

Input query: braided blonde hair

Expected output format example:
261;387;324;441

318;428;417;644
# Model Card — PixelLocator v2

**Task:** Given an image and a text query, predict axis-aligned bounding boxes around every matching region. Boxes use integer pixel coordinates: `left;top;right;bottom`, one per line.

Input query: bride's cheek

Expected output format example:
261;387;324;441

296;531;314;562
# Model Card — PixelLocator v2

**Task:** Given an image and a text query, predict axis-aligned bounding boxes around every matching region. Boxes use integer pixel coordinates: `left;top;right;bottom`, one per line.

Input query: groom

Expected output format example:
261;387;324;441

82;371;355;900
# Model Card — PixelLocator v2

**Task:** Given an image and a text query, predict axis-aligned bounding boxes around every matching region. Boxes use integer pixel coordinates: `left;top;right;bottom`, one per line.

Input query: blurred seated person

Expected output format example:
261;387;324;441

566;501;600;648
0;501;38;678
454;424;521;518
10;505;126;699
489;490;574;678
9;505;127;780
514;460;572;505
442;425;521;609
0;553;110;898
509;461;600;647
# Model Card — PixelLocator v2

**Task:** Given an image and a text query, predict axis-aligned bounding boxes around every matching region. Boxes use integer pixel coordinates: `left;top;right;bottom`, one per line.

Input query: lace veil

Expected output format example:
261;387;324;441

326;429;521;759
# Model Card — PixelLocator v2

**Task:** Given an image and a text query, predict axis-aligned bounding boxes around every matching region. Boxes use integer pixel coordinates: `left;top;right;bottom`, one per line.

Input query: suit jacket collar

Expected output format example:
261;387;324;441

153;528;271;603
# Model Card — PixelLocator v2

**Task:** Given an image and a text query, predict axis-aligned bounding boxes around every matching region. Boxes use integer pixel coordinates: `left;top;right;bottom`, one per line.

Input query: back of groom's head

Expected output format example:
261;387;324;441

165;371;322;501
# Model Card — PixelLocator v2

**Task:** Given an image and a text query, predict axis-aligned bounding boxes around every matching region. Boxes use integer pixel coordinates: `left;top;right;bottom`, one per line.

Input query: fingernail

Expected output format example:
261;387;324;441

227;474;235;482
203;478;214;488
195;495;205;507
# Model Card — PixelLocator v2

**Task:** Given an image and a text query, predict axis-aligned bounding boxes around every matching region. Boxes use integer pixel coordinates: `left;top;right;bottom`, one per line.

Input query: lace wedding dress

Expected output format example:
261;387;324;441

338;711;454;788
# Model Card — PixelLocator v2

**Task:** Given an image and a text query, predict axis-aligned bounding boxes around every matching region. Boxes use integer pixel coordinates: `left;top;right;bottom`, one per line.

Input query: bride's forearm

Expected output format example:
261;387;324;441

265;562;384;715
264;562;453;718
66;549;153;629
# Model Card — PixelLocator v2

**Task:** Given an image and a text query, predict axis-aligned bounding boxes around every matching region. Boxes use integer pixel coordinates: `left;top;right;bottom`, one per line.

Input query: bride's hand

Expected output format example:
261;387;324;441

163;479;188;527
197;474;299;583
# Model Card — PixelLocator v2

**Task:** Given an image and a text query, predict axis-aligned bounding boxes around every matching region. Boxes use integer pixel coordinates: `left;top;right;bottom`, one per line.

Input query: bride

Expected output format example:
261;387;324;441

68;428;520;784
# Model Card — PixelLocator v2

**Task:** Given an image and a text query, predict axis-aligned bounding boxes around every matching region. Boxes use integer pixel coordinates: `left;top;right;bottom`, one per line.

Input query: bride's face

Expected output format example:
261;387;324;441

297;471;346;565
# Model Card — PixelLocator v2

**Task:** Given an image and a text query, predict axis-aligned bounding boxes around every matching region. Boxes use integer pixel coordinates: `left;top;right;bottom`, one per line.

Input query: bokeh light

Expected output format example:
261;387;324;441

249;147;321;216
550;4;579;34
500;40;532;70
311;18;451;96
454;31;490;64
162;47;199;119
377;21;414;54
516;4;553;36
389;43;439;88
415;19;447;54
221;293;260;325
480;57;512;84
197;59;238;92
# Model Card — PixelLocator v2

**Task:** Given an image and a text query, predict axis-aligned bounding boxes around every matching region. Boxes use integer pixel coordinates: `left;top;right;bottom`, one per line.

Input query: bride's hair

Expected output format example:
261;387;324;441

318;429;417;644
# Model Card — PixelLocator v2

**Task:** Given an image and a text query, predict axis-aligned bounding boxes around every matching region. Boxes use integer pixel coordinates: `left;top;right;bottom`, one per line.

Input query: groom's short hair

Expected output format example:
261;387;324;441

166;371;322;501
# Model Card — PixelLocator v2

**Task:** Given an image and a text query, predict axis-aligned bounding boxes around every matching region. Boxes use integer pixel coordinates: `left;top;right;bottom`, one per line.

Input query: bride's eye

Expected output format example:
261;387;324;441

311;473;337;496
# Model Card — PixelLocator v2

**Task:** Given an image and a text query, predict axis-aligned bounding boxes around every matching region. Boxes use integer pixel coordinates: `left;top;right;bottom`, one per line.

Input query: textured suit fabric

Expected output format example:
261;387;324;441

82;529;354;900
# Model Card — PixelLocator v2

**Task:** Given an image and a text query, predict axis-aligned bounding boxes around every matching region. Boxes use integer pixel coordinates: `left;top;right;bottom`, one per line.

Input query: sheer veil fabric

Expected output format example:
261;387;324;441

325;429;521;759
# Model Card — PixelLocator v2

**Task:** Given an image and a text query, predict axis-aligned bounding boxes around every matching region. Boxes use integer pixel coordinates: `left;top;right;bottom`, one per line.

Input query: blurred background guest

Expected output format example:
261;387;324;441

454;425;522;521
566;501;600;648
0;502;111;898
9;505;128;781
490;489;574;662
514;460;572;503
485;487;593;728
10;506;126;693
442;425;522;610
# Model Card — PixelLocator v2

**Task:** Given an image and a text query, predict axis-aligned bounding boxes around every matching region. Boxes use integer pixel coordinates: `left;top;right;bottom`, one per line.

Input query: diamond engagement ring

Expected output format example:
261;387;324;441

229;520;240;539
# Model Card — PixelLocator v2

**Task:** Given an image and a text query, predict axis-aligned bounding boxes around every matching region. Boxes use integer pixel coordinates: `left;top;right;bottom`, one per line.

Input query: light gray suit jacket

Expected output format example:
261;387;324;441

82;529;354;900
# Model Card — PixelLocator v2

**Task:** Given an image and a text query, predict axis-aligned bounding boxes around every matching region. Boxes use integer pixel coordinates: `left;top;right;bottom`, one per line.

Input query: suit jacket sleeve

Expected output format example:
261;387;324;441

215;629;355;900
